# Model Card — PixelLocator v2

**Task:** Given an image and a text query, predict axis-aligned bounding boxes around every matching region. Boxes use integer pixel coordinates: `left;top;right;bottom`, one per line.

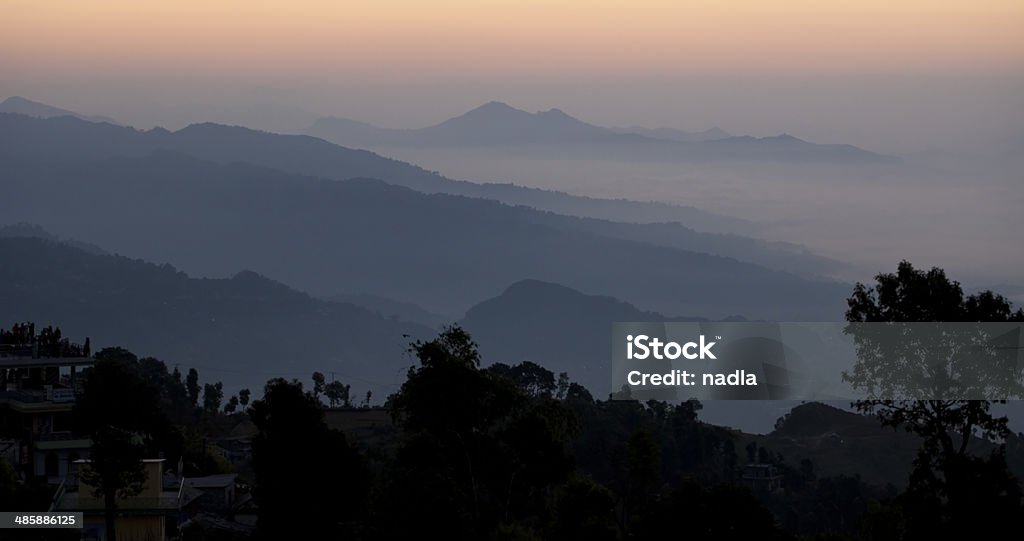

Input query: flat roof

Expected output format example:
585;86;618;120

35;439;92;451
0;356;94;369
184;474;237;489
74;458;165;464
0;393;75;413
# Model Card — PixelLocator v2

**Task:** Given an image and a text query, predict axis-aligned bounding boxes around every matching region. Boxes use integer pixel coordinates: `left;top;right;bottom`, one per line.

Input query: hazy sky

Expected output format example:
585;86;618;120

3;0;1023;152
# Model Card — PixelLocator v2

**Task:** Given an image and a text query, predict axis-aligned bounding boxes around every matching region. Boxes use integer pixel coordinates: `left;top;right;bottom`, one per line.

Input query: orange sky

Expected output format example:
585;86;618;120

4;0;1023;80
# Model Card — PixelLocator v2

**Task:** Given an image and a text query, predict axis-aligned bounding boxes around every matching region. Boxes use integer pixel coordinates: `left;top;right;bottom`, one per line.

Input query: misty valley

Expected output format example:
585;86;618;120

1;92;1021;540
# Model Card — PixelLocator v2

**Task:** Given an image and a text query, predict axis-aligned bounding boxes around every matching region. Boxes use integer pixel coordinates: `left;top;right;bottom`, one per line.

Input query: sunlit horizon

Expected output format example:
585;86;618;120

3;1;1023;152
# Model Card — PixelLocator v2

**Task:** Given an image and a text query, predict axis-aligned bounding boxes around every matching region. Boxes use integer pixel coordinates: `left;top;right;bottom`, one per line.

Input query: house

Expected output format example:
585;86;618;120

741;463;783;492
182;473;238;512
0;348;94;484
178;474;257;539
51;458;182;541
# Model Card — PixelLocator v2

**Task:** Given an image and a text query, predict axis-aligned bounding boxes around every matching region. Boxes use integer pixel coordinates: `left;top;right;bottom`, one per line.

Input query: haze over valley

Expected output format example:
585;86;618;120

2;0;1021;439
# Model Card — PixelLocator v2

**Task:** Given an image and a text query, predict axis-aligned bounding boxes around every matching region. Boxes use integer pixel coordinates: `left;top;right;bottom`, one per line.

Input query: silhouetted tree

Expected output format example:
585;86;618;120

137;357;190;422
845;261;1024;536
238;388;251;408
73;355;169;541
249;378;367;539
383;326;577;538
203;382;223;414
225;395;239;414
186;368;200;407
311;371;326;401
845;262;1023;462
324;380;350;408
624;429;661;534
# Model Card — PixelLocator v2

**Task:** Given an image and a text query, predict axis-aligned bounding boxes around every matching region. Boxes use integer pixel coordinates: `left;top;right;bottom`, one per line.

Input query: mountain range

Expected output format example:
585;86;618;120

0;150;847;319
306;101;898;164
0;111;844;279
0;234;726;397
0;96;119;125
0;110;752;234
460;279;719;393
608;125;731;143
0;235;432;397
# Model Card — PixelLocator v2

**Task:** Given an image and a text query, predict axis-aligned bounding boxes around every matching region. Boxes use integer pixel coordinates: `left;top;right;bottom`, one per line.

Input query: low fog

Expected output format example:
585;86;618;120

366;147;1023;292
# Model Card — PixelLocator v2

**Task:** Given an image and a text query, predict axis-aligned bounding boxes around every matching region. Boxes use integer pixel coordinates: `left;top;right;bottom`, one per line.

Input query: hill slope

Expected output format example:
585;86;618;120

0;96;118;124
0;236;430;395
0;152;848;319
461;279;719;393
0;113;841;276
0;112;751;234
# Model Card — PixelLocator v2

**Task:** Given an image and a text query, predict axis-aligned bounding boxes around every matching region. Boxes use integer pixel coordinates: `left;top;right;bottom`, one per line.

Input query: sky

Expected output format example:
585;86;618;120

3;0;1023;152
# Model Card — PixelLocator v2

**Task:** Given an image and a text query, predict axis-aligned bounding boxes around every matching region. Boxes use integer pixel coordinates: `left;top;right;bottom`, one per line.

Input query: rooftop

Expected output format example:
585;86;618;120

184;474;238;489
0;355;93;369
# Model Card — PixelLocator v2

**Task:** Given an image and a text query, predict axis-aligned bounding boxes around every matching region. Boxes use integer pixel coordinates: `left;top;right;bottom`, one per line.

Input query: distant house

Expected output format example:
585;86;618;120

52;458;182;541
182;473;238;512
178;474;256;539
741;463;783;492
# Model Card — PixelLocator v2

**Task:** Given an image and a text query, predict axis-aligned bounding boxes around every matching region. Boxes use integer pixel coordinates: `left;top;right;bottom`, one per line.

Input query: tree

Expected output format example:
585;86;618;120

488;361;557;398
324;380;350;408
186;368;201;407
225;395;239;414
203;382;224;414
623;429;662;533
556;372;571;400
138;357;190;422
249;378;367;539
311;371;326;402
845;261;1024;462
73;356;169;541
239;388;251;408
383;326;578;538
844;261;1024;535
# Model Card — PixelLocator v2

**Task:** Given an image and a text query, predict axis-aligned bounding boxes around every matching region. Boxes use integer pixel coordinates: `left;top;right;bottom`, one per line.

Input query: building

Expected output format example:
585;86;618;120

182;473;238;512
0;346;94;484
52;458;182;541
741;463;783;492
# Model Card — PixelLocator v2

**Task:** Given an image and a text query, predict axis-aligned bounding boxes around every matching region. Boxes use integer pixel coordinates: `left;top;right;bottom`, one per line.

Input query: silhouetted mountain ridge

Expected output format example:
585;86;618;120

0;236;431;395
0;113;843;278
0;112;752;234
0;96;118;125
610;125;730;143
305;101;897;164
461;278;733;392
0;150;848;319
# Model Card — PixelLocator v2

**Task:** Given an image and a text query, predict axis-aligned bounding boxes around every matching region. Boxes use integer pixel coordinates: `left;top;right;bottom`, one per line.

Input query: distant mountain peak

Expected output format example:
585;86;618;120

478;100;518;111
457;101;529;119
2;96;35;106
540;107;571;118
423;101;609;144
502;278;580;297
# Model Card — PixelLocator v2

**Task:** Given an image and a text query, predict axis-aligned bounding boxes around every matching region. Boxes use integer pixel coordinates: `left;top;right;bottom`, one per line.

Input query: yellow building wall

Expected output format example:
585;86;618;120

83;516;165;541
115;516;165;541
